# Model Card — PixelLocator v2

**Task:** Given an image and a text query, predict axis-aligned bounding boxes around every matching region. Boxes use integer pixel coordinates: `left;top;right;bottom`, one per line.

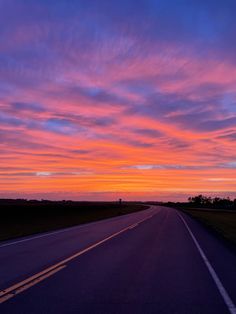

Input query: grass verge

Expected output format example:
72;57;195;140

0;201;148;242
182;208;236;246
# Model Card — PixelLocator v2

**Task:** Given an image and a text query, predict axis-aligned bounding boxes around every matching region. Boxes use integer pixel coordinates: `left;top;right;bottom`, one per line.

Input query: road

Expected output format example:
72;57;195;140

0;206;236;314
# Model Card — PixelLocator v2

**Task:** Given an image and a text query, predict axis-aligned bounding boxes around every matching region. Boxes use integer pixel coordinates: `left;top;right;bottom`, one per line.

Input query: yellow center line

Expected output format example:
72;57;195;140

0;211;156;304
0;266;66;304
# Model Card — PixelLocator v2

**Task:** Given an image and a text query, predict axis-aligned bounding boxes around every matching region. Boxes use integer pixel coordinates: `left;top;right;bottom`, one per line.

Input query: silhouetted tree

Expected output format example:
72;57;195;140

188;195;235;210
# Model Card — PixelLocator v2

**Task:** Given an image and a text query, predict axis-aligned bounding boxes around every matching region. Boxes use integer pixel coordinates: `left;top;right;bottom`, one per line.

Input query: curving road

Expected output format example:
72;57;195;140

0;206;236;314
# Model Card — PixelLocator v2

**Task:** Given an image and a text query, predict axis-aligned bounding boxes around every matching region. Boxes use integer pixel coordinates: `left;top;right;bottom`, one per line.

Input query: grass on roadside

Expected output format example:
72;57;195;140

182;208;236;246
0;201;148;242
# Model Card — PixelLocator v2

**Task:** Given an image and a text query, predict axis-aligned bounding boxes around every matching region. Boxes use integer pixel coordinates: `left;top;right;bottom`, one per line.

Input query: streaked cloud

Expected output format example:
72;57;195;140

205;178;236;182
0;0;236;200
124;164;198;170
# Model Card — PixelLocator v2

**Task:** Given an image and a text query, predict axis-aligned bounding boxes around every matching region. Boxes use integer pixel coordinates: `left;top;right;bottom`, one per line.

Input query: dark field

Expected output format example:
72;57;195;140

183;208;236;246
0;199;148;242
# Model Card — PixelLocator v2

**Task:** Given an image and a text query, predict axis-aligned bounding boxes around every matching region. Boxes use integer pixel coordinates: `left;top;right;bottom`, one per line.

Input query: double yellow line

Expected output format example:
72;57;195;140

0;213;154;304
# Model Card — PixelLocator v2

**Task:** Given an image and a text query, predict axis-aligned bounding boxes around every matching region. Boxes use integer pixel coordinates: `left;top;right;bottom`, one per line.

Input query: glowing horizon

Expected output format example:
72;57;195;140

0;0;236;201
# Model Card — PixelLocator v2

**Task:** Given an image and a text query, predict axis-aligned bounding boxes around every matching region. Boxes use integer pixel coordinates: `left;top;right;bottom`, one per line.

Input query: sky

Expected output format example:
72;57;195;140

0;0;236;201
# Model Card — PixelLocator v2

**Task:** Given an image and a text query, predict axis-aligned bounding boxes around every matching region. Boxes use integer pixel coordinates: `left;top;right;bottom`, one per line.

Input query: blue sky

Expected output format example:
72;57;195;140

0;0;236;200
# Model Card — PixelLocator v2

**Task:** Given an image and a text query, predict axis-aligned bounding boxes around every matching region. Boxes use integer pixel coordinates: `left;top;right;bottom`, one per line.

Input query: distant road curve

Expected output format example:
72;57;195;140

1;205;236;314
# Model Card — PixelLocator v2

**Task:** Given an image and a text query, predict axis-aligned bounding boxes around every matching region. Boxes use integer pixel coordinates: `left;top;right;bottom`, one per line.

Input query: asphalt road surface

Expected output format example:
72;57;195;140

0;206;236;314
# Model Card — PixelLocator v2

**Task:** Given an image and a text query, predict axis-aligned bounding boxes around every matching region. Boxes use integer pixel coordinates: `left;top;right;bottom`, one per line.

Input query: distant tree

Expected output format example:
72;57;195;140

188;196;193;203
189;195;205;206
188;195;235;210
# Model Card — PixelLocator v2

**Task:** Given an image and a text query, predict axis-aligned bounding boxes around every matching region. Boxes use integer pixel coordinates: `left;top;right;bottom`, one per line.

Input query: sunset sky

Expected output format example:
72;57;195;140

0;0;236;201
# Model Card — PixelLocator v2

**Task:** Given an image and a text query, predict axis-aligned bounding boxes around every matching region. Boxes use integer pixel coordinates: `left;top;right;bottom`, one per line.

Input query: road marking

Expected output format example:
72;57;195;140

0;266;66;304
0;213;154;304
0;206;154;248
0;227;84;248
177;212;236;314
129;223;139;229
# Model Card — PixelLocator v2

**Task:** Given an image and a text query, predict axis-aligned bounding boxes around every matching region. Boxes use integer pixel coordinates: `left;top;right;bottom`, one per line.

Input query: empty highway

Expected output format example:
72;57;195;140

0;206;236;314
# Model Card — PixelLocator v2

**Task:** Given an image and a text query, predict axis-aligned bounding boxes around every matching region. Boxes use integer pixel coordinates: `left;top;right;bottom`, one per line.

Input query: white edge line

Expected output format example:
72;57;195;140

0;206;155;248
177;211;236;314
0;213;154;303
129;223;139;230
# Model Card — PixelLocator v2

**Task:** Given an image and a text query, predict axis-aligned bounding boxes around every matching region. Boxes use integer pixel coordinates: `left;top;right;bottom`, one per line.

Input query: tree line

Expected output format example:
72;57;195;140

188;195;236;210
